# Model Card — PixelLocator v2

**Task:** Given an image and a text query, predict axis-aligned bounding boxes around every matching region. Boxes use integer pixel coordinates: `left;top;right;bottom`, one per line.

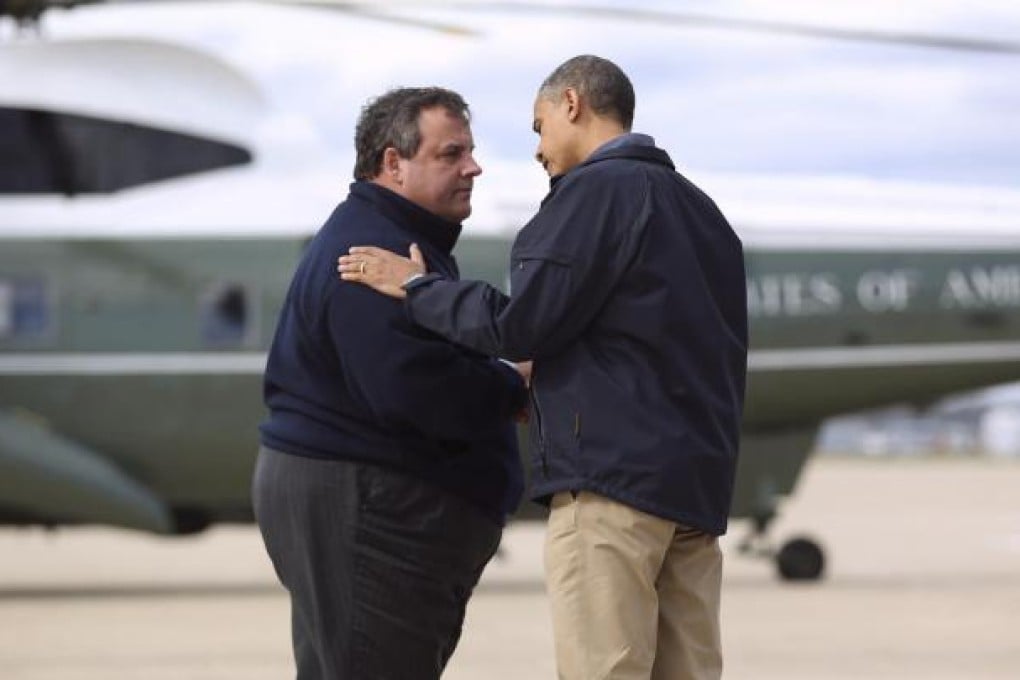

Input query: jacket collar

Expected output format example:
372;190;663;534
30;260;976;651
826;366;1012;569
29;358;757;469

592;132;657;155
547;134;675;193
349;181;462;255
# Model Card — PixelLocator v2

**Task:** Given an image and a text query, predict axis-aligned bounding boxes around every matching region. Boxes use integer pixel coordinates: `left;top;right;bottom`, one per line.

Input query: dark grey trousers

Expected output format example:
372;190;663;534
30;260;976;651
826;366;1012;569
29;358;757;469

252;447;502;680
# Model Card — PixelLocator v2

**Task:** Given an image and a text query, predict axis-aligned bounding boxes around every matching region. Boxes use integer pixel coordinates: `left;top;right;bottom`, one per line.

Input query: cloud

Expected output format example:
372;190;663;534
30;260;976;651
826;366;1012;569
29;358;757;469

25;0;1020;191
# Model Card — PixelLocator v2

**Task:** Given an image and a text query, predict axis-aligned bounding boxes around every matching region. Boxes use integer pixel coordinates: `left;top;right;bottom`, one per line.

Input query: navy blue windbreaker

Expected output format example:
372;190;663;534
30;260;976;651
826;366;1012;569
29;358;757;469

260;181;527;524
403;138;747;535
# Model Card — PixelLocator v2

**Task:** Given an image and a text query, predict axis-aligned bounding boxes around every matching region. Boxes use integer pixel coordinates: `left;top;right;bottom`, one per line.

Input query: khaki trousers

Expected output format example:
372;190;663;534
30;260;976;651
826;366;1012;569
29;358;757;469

544;491;723;680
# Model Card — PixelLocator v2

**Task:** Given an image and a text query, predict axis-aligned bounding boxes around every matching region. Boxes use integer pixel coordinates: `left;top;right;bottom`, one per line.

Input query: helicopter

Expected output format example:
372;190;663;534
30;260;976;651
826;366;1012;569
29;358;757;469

2;0;1020;581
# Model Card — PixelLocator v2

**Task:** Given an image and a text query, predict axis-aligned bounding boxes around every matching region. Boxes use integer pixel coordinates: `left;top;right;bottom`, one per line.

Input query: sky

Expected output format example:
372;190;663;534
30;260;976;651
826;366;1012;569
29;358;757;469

4;0;1020;232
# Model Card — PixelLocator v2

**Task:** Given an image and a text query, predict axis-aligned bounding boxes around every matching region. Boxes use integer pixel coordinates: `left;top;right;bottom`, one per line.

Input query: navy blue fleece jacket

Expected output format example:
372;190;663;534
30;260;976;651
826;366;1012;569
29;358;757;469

260;181;527;523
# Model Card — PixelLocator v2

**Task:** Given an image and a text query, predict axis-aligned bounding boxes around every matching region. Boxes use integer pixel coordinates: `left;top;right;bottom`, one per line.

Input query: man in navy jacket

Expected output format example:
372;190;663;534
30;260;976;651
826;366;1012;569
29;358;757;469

254;87;528;679
340;57;747;680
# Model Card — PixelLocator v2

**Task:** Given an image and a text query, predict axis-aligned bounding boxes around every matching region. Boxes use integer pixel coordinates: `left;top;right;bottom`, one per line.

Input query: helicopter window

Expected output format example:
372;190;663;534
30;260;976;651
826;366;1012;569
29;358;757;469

0;278;51;340
200;283;254;347
0;107;252;195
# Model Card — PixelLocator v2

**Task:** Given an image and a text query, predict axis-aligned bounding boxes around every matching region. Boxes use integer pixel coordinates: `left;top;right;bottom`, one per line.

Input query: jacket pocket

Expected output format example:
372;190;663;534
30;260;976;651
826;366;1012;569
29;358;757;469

536;394;580;474
529;386;549;477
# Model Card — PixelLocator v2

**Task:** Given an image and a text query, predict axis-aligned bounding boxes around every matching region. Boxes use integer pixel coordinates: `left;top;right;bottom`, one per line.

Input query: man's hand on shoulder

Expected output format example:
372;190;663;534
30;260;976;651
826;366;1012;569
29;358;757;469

338;244;427;299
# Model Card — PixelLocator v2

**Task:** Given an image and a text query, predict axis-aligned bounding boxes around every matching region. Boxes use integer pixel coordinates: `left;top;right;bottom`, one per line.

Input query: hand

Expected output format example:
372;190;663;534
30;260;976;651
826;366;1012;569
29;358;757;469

513;361;532;423
338;244;427;299
515;360;533;387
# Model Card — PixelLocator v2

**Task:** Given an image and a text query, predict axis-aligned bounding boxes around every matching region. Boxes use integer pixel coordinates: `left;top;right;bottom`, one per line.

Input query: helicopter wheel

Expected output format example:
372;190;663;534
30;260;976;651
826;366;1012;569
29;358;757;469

775;536;825;581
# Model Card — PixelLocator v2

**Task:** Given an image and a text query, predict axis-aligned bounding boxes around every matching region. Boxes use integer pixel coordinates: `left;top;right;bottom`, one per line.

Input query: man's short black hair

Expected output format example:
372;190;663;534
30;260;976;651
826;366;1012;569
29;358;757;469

353;87;470;181
539;55;635;130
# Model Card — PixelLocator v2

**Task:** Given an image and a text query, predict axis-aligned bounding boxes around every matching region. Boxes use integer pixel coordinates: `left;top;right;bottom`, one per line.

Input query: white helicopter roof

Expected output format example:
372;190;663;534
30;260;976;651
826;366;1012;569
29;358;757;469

3;161;1020;252
0;37;266;146
700;173;1020;250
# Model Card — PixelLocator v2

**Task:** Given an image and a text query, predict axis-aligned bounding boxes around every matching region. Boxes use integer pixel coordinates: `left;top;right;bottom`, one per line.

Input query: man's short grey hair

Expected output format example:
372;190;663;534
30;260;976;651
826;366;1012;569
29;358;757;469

353;87;470;181
538;55;635;130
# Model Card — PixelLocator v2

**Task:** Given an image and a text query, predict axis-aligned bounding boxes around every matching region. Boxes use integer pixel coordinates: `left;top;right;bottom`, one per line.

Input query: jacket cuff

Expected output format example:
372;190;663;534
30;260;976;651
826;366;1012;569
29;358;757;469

402;272;443;326
402;272;444;292
492;359;529;413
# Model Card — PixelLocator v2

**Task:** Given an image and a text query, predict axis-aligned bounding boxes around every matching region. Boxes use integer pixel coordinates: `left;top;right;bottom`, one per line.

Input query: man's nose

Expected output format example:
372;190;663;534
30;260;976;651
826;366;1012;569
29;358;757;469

535;147;545;166
464;153;482;177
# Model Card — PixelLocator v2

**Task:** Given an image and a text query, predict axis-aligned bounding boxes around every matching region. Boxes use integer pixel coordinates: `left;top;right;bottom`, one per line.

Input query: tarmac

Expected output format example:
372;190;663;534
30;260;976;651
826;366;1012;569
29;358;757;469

1;456;1019;679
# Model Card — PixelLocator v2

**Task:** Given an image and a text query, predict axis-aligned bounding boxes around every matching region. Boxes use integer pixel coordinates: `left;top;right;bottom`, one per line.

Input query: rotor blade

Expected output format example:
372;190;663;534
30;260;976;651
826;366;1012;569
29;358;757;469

12;0;1020;54
5;0;477;34
276;0;477;35
378;1;1020;55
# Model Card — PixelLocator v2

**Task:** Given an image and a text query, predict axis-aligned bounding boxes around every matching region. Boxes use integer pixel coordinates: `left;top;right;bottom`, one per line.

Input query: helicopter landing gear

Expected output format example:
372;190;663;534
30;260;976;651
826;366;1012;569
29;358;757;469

737;512;826;581
776;536;825;581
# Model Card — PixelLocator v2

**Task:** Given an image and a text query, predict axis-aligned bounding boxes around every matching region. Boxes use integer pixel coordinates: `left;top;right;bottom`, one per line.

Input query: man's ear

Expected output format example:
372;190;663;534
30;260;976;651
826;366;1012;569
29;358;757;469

564;87;582;123
382;147;403;184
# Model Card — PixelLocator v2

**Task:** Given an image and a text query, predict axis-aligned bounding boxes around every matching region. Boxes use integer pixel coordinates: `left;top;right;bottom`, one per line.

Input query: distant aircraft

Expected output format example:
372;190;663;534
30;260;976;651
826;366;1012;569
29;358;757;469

3;1;1020;581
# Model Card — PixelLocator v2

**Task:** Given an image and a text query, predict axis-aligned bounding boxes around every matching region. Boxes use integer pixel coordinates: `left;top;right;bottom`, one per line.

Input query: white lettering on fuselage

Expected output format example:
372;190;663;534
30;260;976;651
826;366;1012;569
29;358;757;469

747;273;842;317
747;265;1020;317
940;266;1020;308
856;269;920;312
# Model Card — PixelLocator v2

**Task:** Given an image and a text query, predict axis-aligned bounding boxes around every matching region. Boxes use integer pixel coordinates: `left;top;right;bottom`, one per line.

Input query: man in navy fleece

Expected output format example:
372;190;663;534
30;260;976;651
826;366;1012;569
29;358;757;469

253;87;528;680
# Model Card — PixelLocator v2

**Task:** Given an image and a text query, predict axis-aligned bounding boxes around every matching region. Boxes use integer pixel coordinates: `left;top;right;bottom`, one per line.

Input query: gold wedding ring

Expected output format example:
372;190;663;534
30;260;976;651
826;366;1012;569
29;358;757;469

359;261;366;274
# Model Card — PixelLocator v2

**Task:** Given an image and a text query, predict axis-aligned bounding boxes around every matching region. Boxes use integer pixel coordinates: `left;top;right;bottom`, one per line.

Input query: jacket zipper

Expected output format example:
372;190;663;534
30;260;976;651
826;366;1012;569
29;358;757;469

529;386;549;477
